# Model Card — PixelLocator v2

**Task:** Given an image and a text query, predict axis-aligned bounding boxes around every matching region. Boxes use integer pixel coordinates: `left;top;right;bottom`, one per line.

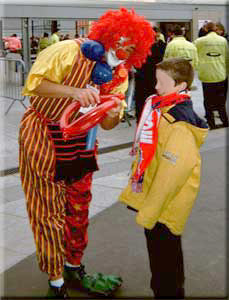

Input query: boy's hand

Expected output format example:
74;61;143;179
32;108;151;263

106;97;122;118
100;97;123;130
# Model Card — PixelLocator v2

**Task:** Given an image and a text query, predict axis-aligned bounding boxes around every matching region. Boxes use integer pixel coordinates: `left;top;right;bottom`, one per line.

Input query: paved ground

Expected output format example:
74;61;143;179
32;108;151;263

0;73;228;299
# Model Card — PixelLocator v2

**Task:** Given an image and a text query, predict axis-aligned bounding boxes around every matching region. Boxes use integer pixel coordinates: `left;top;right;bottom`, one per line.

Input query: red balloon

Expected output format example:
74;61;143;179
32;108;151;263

60;94;124;139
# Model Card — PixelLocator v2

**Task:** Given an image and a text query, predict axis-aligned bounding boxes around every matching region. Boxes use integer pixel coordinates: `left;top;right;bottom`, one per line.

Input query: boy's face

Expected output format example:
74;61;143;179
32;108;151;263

155;69;186;96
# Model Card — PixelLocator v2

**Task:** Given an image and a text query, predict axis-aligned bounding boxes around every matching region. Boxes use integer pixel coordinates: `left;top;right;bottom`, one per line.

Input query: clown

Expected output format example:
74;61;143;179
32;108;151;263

20;7;155;298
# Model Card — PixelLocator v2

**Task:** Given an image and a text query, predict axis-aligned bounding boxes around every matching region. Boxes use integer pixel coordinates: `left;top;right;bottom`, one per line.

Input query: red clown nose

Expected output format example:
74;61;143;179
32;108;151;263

116;48;129;60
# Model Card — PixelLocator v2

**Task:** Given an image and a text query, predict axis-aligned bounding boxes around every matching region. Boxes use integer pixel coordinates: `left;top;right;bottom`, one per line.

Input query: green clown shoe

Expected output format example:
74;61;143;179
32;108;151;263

63;264;122;297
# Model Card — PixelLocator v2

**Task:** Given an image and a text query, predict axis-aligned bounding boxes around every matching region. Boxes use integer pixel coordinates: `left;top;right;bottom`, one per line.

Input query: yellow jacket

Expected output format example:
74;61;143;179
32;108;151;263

164;36;199;70
119;103;208;235
194;32;229;83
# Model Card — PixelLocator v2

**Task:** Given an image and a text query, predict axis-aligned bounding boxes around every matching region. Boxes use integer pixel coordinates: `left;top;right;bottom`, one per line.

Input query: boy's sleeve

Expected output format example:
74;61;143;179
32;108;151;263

22;41;79;96
136;125;197;229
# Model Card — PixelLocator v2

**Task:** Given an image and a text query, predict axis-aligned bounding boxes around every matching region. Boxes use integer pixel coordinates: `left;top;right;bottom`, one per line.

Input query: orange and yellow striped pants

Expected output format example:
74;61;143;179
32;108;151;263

19;110;93;278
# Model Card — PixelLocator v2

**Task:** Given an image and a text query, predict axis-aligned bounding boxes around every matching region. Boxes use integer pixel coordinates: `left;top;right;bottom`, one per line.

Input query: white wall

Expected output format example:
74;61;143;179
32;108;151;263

2;18;22;37
1;3;227;39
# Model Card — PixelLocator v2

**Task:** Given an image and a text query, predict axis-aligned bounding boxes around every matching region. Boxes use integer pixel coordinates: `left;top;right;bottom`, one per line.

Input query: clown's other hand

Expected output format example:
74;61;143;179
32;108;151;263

70;88;100;107
105;97;123;118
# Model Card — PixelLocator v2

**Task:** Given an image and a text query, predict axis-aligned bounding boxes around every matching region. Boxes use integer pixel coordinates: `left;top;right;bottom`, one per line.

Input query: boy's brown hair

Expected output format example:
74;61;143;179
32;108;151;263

156;58;194;89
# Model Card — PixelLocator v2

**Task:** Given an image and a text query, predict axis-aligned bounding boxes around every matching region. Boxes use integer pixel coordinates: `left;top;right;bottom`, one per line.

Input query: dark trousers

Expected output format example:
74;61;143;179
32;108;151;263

144;223;185;299
202;79;228;129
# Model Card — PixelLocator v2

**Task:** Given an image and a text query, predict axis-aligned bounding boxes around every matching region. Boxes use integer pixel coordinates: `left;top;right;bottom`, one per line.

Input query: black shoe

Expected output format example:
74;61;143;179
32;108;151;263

64;264;122;297
47;282;69;299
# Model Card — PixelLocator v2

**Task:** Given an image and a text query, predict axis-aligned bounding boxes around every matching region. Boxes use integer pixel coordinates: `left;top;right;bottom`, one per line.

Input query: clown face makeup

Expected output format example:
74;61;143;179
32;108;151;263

105;37;136;68
105;49;125;68
116;37;136;59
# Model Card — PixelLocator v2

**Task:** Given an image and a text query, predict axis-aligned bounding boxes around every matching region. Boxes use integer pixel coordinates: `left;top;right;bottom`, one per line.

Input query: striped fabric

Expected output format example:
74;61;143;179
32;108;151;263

30;39;96;121
19;39;98;278
47;122;98;183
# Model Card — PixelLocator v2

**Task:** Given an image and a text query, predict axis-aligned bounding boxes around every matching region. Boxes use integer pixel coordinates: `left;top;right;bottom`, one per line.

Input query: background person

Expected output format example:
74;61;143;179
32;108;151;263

157;27;165;43
3;33;22;53
134;26;166;122
37;32;50;53
30;35;39;54
63;33;70;40
50;28;60;44
194;22;229;129
166;27;174;43
164;24;198;70
3;33;22;71
198;21;208;37
215;22;226;37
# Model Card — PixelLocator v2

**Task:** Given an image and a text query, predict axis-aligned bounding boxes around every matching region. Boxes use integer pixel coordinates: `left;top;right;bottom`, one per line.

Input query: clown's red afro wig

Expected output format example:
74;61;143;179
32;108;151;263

88;7;155;69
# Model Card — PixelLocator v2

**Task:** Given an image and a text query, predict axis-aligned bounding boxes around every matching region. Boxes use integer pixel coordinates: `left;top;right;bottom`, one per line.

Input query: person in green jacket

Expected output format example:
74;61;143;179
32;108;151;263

50;29;60;45
164;24;198;70
119;58;208;299
37;32;50;53
194;22;229;129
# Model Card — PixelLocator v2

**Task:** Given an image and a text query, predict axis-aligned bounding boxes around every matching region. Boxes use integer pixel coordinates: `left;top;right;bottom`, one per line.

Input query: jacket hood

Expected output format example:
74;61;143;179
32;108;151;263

185;121;208;148
168;101;208;148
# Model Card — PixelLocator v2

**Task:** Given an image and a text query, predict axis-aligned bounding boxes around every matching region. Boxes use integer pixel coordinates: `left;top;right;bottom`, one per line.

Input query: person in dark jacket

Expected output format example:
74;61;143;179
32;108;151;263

198;21;208;37
134;26;166;122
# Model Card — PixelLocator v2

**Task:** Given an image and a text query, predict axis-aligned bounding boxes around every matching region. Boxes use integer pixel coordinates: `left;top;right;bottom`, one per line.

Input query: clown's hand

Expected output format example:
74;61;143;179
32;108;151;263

71;88;100;107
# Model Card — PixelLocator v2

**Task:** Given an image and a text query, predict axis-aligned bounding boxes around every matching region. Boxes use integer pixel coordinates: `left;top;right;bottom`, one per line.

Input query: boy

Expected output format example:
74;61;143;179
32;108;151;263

119;58;208;298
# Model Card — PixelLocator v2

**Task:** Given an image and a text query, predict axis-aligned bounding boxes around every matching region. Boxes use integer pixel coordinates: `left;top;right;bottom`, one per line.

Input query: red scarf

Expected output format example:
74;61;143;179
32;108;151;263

131;92;190;187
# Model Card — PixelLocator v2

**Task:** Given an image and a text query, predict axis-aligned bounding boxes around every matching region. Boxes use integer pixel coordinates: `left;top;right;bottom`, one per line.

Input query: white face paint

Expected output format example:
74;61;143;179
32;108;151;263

105;49;125;68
